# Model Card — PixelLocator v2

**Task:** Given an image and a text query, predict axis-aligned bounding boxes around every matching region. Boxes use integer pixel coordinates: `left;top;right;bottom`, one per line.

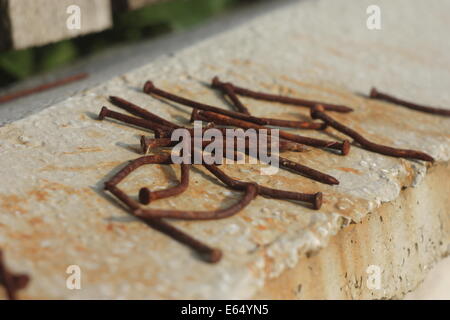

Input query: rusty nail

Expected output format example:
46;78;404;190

139;164;191;205
212;76;251;114
277;156;339;185
104;154;173;189
212;77;327;129
109;96;182;128
0;73;88;105
99;106;169;136
211;76;353;113
133;183;258;220
311;105;434;162
203;164;323;210
104;155;222;263
370;87;450;117
259;118;327;130
142;218;223;263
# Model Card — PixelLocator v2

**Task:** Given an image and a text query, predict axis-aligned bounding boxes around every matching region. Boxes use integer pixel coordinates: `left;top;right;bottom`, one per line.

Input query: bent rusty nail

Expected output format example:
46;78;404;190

211;76;251;114
104;155;222;263
133;183;258;220
311;105;434;162
139;163;191;205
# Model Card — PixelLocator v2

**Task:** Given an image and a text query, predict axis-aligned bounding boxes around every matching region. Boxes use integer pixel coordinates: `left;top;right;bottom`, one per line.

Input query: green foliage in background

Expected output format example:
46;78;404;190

0;0;242;87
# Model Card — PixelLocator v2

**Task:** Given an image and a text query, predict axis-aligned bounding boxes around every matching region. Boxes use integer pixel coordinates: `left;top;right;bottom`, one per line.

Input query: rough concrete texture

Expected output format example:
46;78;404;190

0;0;449;299
254;163;450;299
405;255;450;300
5;0;112;50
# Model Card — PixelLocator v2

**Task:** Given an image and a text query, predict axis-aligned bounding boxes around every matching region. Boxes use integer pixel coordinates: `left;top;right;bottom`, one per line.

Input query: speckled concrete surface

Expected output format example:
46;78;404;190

0;0;449;299
254;163;450;299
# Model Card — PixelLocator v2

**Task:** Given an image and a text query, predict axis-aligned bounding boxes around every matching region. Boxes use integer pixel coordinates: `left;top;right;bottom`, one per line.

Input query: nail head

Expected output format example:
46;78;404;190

139;187;152;205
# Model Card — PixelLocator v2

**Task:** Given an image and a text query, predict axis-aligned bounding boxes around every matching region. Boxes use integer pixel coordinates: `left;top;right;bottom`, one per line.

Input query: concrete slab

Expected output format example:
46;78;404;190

0;0;449;299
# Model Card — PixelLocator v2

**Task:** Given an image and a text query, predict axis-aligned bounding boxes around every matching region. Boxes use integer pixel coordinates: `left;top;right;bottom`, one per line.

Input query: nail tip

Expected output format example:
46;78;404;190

330;178;340;185
343;106;354;113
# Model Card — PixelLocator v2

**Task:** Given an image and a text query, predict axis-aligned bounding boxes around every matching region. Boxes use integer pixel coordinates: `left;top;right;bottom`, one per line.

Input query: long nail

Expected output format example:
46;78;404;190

203;164;323;210
277;157;339;185
144;81;326;130
0;73;88;105
211;76;353;113
134;183;258;220
212;77;326;129
104;156;222;263
140;135;257;165
370;88;450;117
311;105;434;162
107;184;221;263
109;96;182;128
142;218;222;263
139;164;191;204
141;134;306;155
99;107;169;135
196;109;350;155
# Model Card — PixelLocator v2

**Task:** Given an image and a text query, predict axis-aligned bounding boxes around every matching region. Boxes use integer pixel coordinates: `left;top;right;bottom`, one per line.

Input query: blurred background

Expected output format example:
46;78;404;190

0;0;259;88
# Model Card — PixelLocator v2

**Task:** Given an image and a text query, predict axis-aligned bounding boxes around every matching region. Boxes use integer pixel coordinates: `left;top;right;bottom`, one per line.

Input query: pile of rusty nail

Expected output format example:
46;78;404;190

98;76;437;263
0;250;30;300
